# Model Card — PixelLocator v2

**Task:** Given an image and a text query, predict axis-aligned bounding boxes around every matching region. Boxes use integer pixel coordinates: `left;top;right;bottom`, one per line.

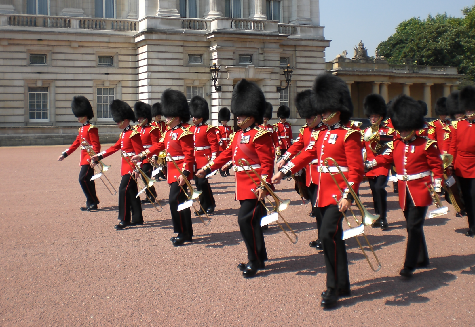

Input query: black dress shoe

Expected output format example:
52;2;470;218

372;218;382;228
238;261;265;271
80;204;98;211
195;208;205;216
399;268;414;277
381;221;389;231
172;234;192;246
466;228;475;237
309;239;323;250
321;288;339;308
115;221;128;230
322;287;351;298
206;206;215;214
415;262;429;269
129;221;144;226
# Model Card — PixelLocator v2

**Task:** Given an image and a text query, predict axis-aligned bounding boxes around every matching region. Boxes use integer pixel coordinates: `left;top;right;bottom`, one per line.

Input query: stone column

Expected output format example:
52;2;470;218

60;0;85;17
424;83;433;117
127;0;138;19
403;83;412;96
380;82;390;103
372;82;381;94
206;0;222;18
443;84;452;97
251;0;266;20
346;81;354;96
290;0;312;24
0;0;15;14
156;0;180;18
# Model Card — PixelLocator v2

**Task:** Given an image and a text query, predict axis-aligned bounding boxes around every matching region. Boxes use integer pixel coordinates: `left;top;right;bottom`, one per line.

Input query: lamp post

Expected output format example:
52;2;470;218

277;64;293;92
210;63;221;92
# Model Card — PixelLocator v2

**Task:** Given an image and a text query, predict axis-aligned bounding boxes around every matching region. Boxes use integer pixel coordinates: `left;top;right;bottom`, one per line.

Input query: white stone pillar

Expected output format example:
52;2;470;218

206;0;222;18
372;82;381;94
443;84;452;97
424;83;433;117
156;0;180;18
381;82;390;103
127;0;138;19
403;83;412;96
290;0;312;25
251;0;266;20
310;0;320;26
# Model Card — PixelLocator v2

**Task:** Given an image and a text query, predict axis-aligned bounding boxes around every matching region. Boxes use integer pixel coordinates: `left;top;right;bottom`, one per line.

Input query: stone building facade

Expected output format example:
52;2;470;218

0;0;328;146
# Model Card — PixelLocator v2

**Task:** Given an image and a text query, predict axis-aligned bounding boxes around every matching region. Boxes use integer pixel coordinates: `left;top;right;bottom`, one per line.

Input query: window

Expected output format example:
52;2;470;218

28;87;48;121
280;87;289;109
239;55;253;65
27;0;48;15
186;86;204;102
266;0;281;22
97;87;115;119
280;57;289;67
98;56;113;66
95;0;114;18
188;54;203;64
30;54;47;65
179;0;198;18
225;0;241;18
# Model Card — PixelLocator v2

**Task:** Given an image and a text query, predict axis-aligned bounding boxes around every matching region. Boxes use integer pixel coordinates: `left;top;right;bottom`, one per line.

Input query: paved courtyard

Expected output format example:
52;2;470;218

1;145;474;326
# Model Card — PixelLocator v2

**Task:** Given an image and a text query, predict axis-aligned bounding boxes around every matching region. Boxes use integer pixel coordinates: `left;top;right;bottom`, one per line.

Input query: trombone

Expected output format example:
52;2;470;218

167;154;211;225
81;138;117;195
323;157;381;272
121;153;162;212
427;182;449;218
237;158;298;244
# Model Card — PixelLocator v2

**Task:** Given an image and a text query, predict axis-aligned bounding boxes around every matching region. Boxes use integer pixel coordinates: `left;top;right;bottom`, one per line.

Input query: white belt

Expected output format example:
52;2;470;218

279;136;290;139
221;138;230;141
233;164;261;172
195;146;211;151
310;159;319;164
122;152;136;157
397;171;431;181
317;166;349;173
166;155;185;161
143;145;152;149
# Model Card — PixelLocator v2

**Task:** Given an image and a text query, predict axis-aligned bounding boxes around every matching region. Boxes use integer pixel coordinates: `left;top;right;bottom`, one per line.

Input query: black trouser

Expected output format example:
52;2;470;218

169;182;193;237
402;189;429;270
118;174;143;224
194;176;215;210
319;205;350;290
368;175;388;222
308;183;322;237
79;164;99;206
141;163;157;202
238;199;267;263
459;176;475;230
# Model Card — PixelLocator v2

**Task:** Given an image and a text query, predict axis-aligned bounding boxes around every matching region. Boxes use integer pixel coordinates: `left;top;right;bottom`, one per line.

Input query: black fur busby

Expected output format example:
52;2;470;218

446;91;463;117
218;107;231;122
151;102;162;117
71;96;94;120
110;100;135;123
313;74;353;123
295;90;318;119
263;102;273;119
231;79;266;125
161;89;190;123
459;85;475;113
363;94;387;118
434;97;448;116
417;100;428;116
134;101;152;122
389;95;425;132
277;105;290;119
189;96;209;122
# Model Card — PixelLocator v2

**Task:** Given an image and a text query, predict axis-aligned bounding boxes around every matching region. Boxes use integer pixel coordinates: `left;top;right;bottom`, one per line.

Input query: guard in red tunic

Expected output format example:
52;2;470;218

58;96;100;211
217;107;232;176
196;79;275;278
189;96;219;215
275;105;293;155
136;89;195;246
427;97;451;155
260;102;281;157
134;101;160;203
150;102;168;181
365;95;444;277
273;74;364;308
92;100;144;230
277;90;325;249
362;94;392;230
448;86;475;237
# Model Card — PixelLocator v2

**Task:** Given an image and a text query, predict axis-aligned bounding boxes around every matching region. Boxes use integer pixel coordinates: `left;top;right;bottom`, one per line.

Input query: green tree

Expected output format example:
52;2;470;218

377;6;475;81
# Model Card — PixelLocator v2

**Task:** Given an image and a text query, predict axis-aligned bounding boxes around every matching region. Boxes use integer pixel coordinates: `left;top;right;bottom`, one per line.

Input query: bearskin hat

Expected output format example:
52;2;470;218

277;105;290;119
161;89;190;123
460;85;475;113
263;102;273;119
434;97;448;116
389;95;425;132
231;79;266;125
313;74;353;123
110;100;135;123
295;90;318;119
417;100;428;116
363;94;386;118
71;96;94;120
218;107;231;122
446;91;463;116
151;102;162;117
134;101;152;122
189;96;209;122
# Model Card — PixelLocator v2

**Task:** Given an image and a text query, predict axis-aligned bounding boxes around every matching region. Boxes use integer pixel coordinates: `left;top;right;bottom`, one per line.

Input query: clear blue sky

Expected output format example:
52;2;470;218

320;0;475;61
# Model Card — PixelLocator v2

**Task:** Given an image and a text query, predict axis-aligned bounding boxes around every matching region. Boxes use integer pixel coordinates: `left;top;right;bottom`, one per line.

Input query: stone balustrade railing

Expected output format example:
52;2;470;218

181;18;208;31
231;19;265;31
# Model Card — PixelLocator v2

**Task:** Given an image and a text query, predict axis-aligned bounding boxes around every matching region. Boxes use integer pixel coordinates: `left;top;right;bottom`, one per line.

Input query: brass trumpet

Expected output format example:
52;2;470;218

427;183;448;218
81;138;117;195
324;157;381;272
441;154;464;215
237;158;298;244
167;154;211;225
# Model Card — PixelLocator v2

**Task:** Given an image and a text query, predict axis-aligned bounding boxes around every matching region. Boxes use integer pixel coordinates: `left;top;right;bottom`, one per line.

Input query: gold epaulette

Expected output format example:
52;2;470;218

311;130;320;141
299;127;305;135
253;126;269;142
343;127;360;141
452;121;458;129
88;124;97;131
428;127;436;134
427;120;436;128
178;128;193;140
386;141;394;150
206;125;216;133
130;129;140;138
425;139;438;151
150;124;159;132
229;132;236;143
387;127;396;135
159;135;165;142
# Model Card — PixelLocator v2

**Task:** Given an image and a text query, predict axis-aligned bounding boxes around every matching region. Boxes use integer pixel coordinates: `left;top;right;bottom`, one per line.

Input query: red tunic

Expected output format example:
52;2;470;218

448;119;475;178
364;124;391;177
217;125;232;152
260;123;280;149
63;122;100;166
427;119;451;155
190;123;220;170
276;121;293;150
416;123;430;137
282;123;364;207
375;137;444;209
209;125;275;200
137;123;161;164
100;125;145;176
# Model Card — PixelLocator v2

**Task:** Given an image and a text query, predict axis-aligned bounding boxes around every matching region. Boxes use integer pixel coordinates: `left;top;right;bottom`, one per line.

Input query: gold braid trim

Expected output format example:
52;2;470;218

88;124;97;131
130;129;140;138
178;128;193;140
253;126;269;142
425;139;438;151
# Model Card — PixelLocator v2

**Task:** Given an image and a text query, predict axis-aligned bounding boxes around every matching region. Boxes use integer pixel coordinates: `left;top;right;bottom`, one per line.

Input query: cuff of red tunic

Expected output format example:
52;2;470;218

279;161;295;175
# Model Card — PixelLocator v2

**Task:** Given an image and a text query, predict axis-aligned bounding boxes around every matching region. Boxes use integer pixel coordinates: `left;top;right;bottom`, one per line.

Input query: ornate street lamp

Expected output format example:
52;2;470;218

210;63;221;92
277;64;293;92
